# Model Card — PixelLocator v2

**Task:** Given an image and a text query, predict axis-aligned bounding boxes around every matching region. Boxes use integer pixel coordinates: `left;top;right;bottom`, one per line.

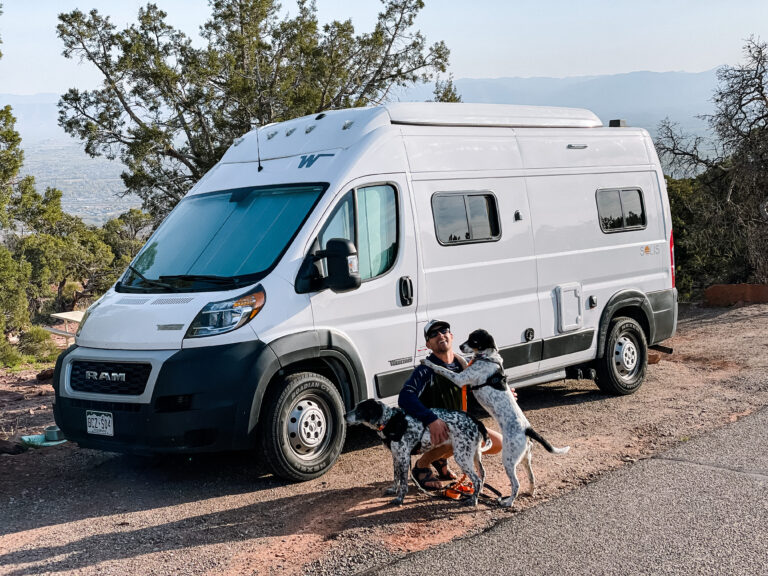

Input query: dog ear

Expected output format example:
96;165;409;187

483;330;497;350
360;399;383;421
381;411;408;442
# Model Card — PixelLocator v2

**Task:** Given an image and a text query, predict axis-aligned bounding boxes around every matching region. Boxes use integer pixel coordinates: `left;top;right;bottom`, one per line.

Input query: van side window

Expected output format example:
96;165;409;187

319;185;398;280
596;188;646;232
319;193;354;248
432;193;500;244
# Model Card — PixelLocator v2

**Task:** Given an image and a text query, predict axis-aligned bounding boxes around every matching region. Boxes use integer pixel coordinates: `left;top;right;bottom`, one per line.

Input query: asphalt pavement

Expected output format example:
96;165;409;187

365;406;768;575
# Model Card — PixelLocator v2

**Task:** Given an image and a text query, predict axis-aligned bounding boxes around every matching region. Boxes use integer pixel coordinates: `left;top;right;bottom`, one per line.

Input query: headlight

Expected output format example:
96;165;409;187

186;285;266;338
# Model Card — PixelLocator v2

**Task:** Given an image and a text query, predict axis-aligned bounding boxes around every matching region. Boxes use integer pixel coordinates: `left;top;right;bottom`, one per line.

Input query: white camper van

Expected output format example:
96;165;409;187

53;103;677;480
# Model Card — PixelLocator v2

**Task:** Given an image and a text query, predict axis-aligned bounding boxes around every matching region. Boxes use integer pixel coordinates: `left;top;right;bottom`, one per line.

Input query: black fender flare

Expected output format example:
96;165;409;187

596;290;654;359
245;329;367;434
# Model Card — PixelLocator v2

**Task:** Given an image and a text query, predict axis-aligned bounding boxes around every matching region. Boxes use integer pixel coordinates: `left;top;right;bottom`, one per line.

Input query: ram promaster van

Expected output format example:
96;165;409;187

53;103;677;480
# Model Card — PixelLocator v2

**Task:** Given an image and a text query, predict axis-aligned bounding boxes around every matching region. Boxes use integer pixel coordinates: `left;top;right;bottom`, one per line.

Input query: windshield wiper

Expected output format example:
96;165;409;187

159;274;242;287
125;265;176;290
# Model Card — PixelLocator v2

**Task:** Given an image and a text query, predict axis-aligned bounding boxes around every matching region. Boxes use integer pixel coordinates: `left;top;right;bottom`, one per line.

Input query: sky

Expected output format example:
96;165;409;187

2;0;768;95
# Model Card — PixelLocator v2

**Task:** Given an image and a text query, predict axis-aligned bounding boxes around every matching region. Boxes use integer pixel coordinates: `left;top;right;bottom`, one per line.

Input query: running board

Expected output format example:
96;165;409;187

508;369;566;388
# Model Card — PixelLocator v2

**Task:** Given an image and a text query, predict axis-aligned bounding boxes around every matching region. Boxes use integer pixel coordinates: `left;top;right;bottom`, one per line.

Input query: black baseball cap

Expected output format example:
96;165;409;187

424;319;450;340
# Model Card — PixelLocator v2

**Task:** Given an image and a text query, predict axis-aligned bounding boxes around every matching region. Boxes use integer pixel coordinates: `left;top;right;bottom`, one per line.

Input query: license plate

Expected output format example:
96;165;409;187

86;411;114;436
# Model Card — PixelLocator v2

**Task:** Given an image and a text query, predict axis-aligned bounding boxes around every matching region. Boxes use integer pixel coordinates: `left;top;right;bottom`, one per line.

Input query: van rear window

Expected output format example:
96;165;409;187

432;193;500;245
596;188;646;233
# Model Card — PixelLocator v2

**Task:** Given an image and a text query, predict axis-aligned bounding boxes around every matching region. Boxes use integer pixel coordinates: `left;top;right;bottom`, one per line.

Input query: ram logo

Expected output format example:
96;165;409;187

85;371;126;382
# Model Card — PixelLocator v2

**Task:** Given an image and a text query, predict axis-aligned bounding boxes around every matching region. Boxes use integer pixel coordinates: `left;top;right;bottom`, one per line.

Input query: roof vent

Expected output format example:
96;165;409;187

609;119;627;127
342;120;354;130
285;127;296;137
305;124;316;134
266;130;278;140
315;113;327;120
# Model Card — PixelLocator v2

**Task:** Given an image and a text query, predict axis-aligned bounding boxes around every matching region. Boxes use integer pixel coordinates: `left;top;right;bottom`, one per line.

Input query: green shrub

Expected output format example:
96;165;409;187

0;339;23;368
62;281;81;305
18;326;60;362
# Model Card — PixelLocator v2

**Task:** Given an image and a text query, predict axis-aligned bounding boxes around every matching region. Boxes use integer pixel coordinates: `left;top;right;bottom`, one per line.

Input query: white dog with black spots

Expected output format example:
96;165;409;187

424;328;570;508
345;398;491;506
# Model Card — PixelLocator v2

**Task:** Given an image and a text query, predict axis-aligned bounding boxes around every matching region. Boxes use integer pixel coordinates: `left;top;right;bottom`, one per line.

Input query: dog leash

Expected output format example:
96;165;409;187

410;469;505;504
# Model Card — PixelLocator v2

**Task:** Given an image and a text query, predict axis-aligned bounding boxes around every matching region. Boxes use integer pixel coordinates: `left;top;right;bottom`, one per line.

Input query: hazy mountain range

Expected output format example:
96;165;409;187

2;69;719;224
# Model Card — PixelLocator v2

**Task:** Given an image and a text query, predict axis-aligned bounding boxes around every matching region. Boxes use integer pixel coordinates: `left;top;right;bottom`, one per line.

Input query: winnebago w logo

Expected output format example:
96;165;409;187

298;153;334;168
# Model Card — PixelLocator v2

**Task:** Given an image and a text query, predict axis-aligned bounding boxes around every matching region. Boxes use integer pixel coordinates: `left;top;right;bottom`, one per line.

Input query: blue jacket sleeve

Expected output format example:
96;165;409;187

398;364;438;426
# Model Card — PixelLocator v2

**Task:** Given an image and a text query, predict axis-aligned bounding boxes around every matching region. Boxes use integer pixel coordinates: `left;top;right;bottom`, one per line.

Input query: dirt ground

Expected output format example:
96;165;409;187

1;303;767;576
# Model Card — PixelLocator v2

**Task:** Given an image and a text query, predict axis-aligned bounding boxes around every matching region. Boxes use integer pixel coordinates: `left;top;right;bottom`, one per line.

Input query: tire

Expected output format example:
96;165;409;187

595;316;647;395
258;371;346;481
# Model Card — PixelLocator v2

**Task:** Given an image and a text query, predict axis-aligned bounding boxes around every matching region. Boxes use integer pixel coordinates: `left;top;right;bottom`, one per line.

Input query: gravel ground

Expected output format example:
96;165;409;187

1;303;767;576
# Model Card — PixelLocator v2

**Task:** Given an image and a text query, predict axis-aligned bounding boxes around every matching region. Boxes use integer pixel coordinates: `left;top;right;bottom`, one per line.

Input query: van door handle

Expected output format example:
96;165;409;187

399;276;413;306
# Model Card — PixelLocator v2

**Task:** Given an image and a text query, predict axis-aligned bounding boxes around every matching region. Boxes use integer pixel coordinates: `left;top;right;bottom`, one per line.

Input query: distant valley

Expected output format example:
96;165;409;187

2;69;717;224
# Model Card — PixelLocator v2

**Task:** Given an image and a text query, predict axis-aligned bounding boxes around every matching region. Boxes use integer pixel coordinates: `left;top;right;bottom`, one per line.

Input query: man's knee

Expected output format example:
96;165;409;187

417;445;453;467
484;429;503;455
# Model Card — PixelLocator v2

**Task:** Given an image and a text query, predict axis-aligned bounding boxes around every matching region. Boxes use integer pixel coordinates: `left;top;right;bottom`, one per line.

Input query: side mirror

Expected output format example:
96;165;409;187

295;238;361;294
320;238;361;293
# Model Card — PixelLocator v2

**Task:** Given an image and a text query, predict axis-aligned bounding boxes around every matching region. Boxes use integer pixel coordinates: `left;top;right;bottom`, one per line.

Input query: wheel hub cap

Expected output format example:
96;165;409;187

288;399;327;455
614;335;638;378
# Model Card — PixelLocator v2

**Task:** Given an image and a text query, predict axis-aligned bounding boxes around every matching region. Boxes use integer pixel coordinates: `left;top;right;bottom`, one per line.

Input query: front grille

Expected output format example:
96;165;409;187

70;361;151;395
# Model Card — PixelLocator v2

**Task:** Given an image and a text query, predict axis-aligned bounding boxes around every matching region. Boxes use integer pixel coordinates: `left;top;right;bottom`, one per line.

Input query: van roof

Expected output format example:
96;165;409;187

219;103;603;164
384;103;602;128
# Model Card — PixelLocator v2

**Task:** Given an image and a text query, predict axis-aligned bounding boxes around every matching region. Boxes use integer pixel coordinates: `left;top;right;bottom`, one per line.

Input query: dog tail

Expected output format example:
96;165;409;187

525;428;570;454
469;414;493;451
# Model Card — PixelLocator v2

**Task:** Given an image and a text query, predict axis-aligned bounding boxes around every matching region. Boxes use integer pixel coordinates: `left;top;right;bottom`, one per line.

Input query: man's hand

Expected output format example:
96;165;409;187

428;419;450;445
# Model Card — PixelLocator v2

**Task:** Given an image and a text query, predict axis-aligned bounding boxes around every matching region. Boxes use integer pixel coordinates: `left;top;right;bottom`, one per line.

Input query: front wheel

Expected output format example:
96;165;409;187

258;371;346;481
595;316;647;395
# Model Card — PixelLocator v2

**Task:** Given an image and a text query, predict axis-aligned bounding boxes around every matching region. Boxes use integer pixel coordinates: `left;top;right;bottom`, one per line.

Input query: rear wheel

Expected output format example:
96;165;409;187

259;371;346;481
596;316;647;395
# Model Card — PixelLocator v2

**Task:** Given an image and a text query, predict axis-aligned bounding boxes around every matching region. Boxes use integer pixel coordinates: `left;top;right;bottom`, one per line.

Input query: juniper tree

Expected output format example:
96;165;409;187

57;0;451;219
657;37;768;284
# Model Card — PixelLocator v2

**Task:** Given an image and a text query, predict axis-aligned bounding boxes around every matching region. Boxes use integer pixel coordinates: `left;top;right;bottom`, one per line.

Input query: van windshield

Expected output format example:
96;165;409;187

118;183;326;292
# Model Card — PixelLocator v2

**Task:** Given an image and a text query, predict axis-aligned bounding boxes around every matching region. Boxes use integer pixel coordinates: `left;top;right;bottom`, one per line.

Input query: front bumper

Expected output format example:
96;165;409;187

53;340;278;454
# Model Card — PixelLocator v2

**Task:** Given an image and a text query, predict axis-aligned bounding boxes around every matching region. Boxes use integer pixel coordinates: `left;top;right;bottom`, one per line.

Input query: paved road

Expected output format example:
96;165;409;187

365;407;768;576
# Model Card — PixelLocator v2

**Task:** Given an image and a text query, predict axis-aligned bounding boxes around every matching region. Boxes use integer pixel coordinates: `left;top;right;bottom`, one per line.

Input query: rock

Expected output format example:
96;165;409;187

0;439;27;455
37;368;55;381
704;283;768;307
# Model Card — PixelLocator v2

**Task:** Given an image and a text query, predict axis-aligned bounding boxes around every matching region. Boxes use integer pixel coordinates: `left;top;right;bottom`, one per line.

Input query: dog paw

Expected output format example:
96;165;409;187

390;497;404;506
384;486;397;496
498;497;516;508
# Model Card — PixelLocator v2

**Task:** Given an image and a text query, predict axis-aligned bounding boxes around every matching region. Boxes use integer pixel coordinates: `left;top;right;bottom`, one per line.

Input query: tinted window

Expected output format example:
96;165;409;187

596;190;624;231
433;195;470;243
621;189;646;227
467;195;500;238
596;188;646;232
433;193;500;244
318;184;398;281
